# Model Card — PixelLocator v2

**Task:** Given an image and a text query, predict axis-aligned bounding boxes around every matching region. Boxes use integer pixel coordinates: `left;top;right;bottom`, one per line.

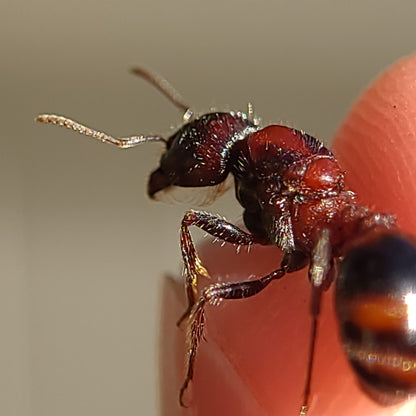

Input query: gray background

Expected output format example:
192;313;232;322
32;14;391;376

2;1;416;415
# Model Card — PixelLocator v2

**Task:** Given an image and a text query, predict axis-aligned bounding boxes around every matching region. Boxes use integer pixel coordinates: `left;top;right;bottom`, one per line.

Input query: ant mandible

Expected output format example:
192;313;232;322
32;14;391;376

36;68;416;415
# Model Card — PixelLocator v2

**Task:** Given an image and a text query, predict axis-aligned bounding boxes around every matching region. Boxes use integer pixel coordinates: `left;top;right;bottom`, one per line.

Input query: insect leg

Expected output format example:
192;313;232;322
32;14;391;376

300;229;332;416
179;210;259;326
180;266;287;406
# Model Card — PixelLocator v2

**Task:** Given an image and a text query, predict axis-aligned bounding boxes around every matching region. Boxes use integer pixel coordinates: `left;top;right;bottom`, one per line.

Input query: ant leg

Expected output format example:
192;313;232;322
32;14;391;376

178;210;259;326
300;228;331;416
179;266;287;406
271;198;295;252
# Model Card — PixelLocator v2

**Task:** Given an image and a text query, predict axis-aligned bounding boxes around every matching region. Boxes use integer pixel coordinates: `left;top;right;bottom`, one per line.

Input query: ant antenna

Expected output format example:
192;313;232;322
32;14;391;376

247;102;254;123
36;67;195;148
131;67;194;121
35;114;167;149
246;102;260;126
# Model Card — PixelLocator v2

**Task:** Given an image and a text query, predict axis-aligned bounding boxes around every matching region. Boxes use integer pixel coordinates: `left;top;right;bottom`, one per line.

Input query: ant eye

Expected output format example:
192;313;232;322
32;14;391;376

337;233;416;403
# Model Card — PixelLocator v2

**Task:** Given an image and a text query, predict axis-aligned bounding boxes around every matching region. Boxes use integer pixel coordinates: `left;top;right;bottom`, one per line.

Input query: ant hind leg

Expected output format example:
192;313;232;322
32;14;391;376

179;266;287;406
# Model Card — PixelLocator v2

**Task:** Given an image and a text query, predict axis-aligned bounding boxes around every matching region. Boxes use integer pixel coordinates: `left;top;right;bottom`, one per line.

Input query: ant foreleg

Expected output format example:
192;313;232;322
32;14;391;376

179;266;287;406
178;210;259;326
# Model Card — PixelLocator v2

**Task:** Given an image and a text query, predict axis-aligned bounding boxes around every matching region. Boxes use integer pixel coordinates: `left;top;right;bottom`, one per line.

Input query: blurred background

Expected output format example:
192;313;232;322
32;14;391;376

2;1;416;415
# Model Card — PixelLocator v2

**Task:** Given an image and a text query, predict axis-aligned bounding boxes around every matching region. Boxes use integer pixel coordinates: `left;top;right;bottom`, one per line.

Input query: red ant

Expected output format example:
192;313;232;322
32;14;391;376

36;68;416;415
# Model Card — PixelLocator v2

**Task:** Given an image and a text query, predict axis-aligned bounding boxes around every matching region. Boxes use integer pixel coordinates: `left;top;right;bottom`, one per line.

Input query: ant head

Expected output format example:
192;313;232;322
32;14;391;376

148;112;257;197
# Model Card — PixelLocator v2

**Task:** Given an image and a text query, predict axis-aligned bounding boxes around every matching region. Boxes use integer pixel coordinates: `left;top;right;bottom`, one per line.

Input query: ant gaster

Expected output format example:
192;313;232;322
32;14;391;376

36;68;416;415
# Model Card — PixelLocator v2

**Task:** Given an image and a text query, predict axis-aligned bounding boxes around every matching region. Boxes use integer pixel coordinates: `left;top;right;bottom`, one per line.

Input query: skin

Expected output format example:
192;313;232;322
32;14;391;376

160;54;416;416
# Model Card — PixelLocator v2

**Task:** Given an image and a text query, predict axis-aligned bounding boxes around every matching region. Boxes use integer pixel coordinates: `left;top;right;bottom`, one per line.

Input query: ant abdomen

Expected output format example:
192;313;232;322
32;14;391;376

337;233;416;403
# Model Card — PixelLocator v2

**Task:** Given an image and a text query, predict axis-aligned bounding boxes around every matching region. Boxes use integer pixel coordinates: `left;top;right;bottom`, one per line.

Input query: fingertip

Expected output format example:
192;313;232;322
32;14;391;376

169;244;392;415
332;53;416;233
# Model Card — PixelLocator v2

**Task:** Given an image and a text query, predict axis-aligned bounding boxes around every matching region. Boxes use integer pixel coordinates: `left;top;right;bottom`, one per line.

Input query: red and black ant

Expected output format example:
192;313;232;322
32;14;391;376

36;68;416;415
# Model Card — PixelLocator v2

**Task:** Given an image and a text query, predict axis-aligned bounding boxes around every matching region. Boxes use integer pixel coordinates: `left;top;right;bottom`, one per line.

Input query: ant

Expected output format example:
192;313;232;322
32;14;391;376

36;68;416;415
